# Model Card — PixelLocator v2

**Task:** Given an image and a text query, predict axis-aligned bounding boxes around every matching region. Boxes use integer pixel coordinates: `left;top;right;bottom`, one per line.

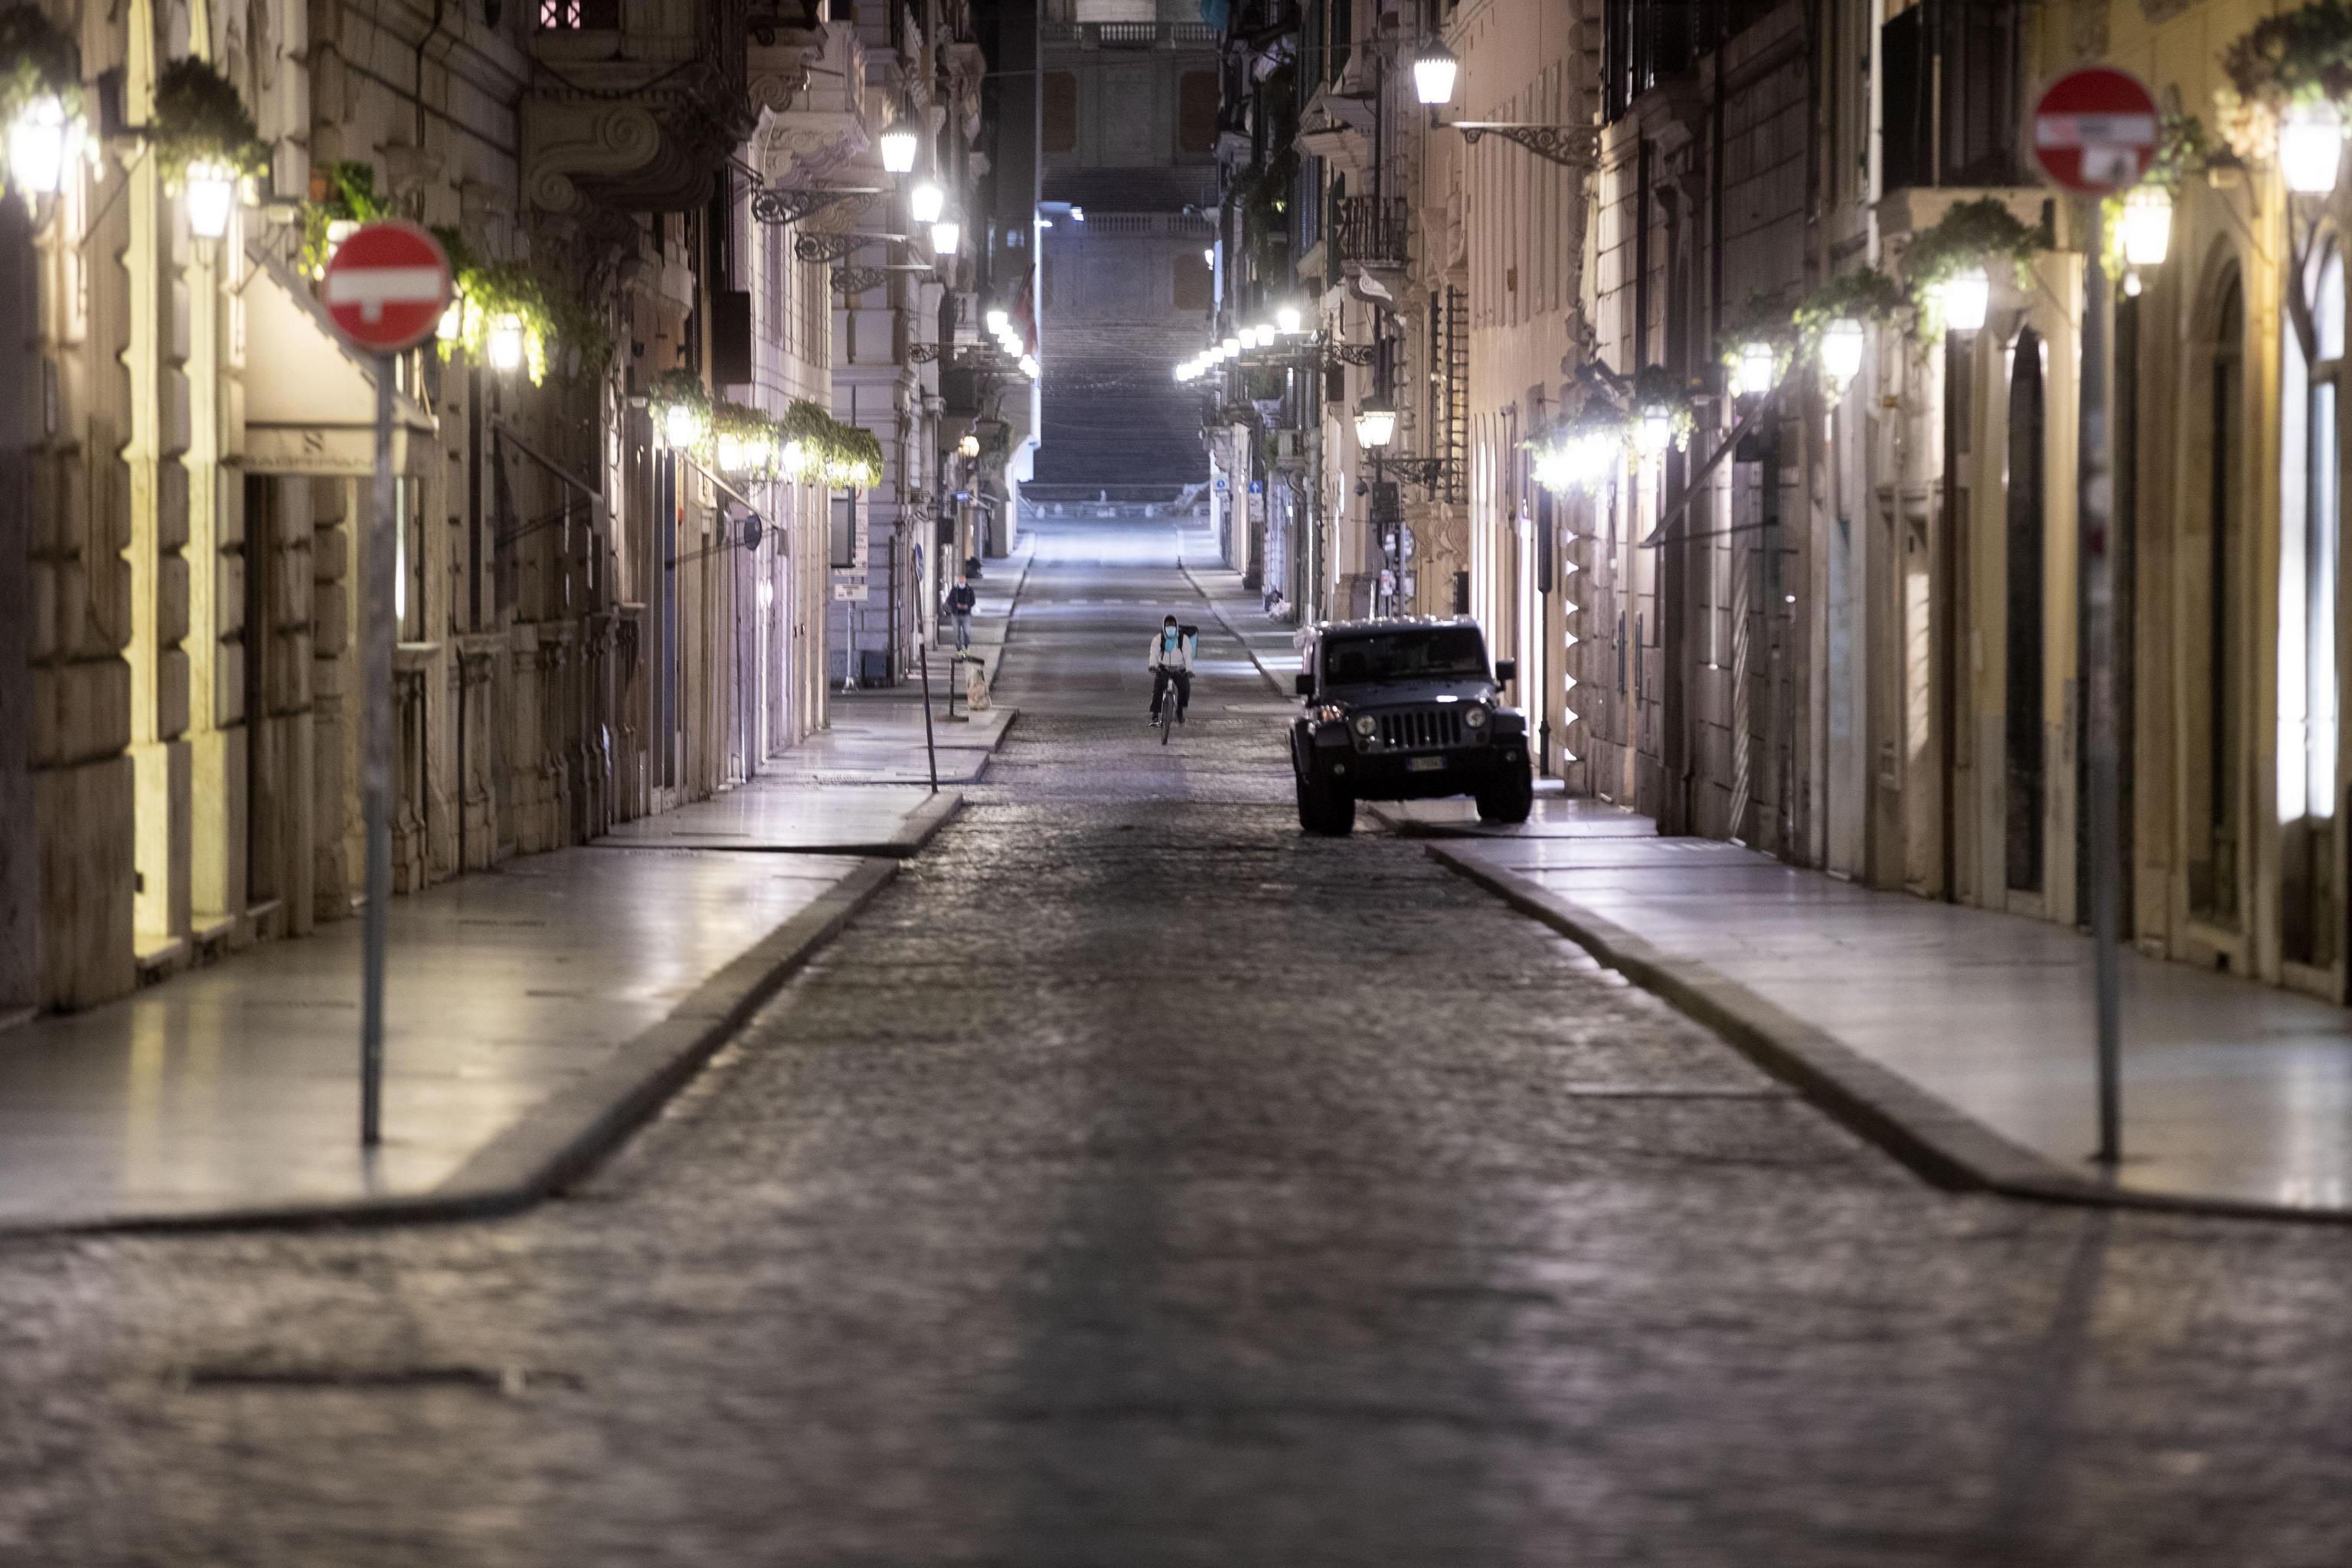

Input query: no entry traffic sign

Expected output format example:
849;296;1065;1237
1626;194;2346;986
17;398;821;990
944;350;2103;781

320;221;452;353
2032;68;2160;194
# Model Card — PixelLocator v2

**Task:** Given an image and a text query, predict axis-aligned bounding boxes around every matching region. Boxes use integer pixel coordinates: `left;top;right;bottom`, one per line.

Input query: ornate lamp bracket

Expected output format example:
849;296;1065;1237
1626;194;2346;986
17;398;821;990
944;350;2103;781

753;186;883;227
1383;457;1455;488
1449;123;1599;170
831;266;891;295
1323;342;1378;368
906;341;943;363
795;230;902;263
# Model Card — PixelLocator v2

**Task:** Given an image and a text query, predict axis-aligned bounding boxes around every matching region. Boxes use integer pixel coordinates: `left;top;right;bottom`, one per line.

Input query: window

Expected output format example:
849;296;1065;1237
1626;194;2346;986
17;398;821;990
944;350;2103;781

538;0;619;28
2192;273;2246;923
1178;72;1218;154
1880;1;2020;192
1043;73;1079;154
2004;328;2046;895
2281;244;2344;964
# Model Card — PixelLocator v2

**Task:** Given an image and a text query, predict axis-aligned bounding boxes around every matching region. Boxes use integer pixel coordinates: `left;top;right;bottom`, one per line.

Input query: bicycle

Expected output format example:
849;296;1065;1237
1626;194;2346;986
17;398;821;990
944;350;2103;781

1152;666;1182;744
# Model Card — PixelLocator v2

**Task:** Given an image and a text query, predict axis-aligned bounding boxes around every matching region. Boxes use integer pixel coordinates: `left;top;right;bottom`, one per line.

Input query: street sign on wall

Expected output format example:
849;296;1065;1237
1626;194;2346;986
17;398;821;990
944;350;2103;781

2030;68;2160;194
319;222;453;352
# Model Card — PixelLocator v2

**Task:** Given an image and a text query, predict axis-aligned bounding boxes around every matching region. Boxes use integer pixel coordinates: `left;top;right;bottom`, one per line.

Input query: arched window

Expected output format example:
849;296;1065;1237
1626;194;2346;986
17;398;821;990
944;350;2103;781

2192;272;2246;924
2005;328;2047;895
2282;243;2344;965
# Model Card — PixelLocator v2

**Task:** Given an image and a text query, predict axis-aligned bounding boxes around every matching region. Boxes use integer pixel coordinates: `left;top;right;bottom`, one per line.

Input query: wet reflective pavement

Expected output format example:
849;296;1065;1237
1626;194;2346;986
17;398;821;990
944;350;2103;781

4;518;2352;1565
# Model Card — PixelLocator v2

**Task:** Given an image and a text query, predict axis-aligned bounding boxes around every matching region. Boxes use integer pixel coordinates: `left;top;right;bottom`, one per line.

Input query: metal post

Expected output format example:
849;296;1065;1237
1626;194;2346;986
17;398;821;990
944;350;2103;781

361;356;396;1146
2079;198;2124;1165
916;636;939;793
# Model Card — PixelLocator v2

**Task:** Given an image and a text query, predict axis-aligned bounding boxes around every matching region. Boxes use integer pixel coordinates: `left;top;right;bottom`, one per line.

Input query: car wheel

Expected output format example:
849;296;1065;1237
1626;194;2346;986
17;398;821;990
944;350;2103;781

1475;767;1533;825
1296;772;1356;836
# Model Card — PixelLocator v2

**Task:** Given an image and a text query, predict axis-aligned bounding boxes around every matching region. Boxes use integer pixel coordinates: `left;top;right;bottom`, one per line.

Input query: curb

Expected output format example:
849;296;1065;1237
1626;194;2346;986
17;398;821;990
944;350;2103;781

592;792;967;859
6;860;901;1239
1427;844;2352;1227
1177;553;1289;697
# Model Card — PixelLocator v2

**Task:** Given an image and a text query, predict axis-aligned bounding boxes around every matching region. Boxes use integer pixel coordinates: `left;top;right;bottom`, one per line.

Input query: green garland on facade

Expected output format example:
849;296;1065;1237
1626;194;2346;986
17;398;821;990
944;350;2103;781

2219;2;2352;160
782;399;884;488
150;56;268;186
298;160;388;276
1899;198;2050;336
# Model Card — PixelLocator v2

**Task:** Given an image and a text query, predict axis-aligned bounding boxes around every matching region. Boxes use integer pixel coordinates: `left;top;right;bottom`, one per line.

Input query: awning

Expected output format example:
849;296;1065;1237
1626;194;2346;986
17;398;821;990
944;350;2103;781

236;245;436;478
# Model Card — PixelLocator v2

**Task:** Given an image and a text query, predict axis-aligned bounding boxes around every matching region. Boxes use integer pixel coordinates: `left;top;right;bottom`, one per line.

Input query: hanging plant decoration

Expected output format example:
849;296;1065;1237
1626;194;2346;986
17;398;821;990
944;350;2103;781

1629;364;1704;453
2096;113;2221;279
1789;266;1908;347
782;399;885;488
2216;2;2352;164
299;159;388;276
1897;198;2050;336
1717;291;1799;388
1;5;85;202
443;259;556;384
149;56;268;188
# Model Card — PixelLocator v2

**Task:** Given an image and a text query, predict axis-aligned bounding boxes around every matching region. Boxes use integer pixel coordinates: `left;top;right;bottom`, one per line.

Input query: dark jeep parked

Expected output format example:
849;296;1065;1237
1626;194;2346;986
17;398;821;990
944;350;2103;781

1289;617;1533;836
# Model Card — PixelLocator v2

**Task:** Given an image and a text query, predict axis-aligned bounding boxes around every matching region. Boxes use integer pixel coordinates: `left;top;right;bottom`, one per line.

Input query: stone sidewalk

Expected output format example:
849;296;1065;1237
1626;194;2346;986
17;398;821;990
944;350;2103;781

0;629;1021;1235
1415;797;2352;1219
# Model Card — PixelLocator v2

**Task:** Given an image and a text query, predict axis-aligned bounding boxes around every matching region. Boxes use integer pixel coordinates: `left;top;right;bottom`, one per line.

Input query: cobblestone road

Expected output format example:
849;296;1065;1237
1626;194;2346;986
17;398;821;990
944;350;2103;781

4;519;2351;1566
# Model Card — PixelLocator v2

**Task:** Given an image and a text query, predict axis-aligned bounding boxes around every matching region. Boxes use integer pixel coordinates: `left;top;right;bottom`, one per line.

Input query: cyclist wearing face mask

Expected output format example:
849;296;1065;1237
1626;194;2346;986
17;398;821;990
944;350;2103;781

1146;615;1194;724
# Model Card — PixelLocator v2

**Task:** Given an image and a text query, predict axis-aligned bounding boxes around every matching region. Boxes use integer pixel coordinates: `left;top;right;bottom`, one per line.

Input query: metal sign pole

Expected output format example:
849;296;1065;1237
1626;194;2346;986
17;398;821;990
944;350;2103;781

916;637;940;794
361;355;396;1145
2079;198;2124;1165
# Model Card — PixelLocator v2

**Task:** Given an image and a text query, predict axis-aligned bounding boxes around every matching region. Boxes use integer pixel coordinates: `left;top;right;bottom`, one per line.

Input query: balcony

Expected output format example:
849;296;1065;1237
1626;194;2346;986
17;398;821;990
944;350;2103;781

525;0;752;217
1041;21;1220;50
747;13;874;198
1329;195;1407;272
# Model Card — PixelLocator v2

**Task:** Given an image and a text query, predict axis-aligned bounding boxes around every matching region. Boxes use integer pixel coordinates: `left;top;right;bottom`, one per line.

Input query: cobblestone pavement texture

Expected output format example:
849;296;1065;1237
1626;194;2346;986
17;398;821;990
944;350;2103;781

4;519;2352;1566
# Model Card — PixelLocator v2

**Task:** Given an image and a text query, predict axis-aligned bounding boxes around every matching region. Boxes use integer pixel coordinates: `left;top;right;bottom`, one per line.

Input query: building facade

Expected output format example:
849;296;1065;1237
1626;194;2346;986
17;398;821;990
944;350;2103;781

0;0;916;1014
1197;0;2352;1007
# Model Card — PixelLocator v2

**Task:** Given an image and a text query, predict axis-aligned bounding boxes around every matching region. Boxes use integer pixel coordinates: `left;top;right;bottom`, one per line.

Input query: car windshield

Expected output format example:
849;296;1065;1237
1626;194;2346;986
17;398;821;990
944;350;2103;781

1320;628;1489;685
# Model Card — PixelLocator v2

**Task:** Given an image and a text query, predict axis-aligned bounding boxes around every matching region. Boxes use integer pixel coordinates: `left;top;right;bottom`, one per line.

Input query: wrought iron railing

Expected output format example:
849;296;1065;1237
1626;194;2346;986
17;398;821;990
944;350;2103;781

1330;196;1408;269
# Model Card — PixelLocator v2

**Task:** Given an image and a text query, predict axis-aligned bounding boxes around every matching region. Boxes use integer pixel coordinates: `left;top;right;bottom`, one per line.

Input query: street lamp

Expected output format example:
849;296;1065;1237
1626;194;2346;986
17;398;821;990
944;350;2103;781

6;93;74;200
985;306;1010;335
1412;42;1459;108
1937;266;1991;333
184;159;237;239
910;178;945;224
1222;333;1241;357
2122;185;2173;268
1736;340;1779;399
2282;100;2347;194
1820;317;1867;385
1635;403;1673;459
1276;302;1302;335
662;400;706;452
959;433;981;459
880;121;918;175
437;296;466;343
1018;354;1040;380
486;312;527;374
930;213;962;256
1354;397;1398;449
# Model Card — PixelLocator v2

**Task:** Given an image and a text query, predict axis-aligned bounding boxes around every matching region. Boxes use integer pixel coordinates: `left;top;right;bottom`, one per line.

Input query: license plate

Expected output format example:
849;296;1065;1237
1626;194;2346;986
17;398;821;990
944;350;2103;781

1406;756;1445;773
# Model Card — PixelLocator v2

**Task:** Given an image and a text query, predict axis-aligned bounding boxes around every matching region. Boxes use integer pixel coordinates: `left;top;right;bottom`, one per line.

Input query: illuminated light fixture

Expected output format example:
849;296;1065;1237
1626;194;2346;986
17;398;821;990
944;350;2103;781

880;122;919;175
184;159;237;240
1736;340;1778;399
1354;397;1397;449
1037;217;1054;228
1569;430;1618;488
1070;205;1085;221
716;430;746;473
959;433;981;458
1635;403;1674;457
1936;266;1990;333
2282;100;2347;194
2122;270;2144;298
986;307;1010;334
487;312;527;373
1019;354;1040;379
436;295;466;343
2121;184;2173;268
1174;362;1191;382
6;93;72;198
930;214;962;256
910;178;945;224
1531;446;1570;488
1412;42;1460;108
663;400;705;451
1222;334;1240;356
1820;317;1866;384
1203;247;1214;266
1276;302;1302;335
781;439;808;476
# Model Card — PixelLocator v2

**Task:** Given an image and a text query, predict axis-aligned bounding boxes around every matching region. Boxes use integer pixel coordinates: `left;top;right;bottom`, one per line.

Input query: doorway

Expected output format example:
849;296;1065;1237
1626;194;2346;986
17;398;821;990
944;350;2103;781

2004;328;2047;897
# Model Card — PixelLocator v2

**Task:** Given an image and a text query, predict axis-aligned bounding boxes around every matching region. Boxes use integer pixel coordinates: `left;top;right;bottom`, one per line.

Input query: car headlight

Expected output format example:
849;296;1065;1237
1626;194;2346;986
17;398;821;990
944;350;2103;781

1353;714;1378;737
1315;704;1348;723
1463;705;1490;730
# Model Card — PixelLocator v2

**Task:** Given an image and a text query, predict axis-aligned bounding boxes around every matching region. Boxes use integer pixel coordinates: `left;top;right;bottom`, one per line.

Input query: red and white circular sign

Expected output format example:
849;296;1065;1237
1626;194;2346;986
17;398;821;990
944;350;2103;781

320;221;453;353
2031;68;2161;194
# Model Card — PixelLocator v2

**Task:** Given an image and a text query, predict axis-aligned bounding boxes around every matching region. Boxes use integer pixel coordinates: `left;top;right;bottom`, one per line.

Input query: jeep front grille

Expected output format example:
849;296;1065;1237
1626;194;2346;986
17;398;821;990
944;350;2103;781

1377;707;1466;750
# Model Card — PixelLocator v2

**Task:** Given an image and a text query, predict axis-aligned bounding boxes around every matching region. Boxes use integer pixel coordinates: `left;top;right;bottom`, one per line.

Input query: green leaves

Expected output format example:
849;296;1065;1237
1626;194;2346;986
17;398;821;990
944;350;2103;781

150;57;268;186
